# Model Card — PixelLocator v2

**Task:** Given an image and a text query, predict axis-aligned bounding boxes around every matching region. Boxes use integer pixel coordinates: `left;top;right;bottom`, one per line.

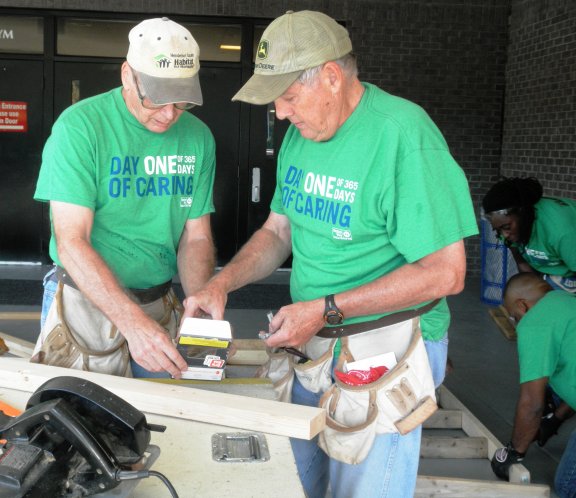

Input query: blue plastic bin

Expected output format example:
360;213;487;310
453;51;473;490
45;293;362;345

480;217;517;305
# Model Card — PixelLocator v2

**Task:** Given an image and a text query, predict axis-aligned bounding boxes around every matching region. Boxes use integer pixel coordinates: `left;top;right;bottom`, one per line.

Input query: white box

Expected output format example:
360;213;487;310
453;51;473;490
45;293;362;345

344;351;397;372
177;318;232;381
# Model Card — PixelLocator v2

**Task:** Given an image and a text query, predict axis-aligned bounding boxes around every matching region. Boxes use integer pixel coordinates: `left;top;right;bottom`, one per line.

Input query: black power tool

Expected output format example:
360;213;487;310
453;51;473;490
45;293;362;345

0;376;177;497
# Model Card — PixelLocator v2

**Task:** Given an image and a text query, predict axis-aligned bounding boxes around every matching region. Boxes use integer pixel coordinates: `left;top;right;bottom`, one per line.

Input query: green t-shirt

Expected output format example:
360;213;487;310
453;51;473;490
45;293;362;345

517;197;576;277
270;83;478;340
517;291;576;409
34;88;216;288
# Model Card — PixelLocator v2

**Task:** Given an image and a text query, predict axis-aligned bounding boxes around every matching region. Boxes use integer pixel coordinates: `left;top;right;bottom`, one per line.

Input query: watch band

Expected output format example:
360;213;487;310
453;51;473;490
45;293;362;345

324;294;344;325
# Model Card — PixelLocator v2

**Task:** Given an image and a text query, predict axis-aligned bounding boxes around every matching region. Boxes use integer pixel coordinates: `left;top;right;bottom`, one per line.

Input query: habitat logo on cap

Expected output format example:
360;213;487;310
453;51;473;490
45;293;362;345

127;17;203;106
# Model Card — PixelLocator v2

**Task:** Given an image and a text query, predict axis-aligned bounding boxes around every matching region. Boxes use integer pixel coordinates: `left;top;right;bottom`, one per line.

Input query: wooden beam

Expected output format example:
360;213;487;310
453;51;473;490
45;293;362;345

416;475;549;497
228;349;268;366
0;358;324;440
420;436;488;459
234;339;266;350
0;332;34;358
423;409;462;429
437;385;531;484
488;305;517;341
0;311;41;321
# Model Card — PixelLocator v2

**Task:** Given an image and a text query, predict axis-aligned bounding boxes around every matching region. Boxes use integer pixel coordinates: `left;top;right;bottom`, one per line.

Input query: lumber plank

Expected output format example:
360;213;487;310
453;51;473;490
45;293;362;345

423;409;462;429
415;475;549;497
0;332;34;358
488;305;517;341
145;377;277;399
234;339;266;350
420;436;488;459
0;311;41;321
437;385;531;484
0;357;324;440
227;349;268;366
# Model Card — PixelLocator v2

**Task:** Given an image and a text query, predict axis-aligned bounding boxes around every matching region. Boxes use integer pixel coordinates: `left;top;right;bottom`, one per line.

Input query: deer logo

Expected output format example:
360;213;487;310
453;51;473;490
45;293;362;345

257;40;269;59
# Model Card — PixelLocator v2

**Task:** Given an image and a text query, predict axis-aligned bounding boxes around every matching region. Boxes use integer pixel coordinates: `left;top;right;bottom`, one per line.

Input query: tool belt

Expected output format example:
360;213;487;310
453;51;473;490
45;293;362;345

55;266;172;305
258;311;438;464
32;280;182;377
316;298;440;338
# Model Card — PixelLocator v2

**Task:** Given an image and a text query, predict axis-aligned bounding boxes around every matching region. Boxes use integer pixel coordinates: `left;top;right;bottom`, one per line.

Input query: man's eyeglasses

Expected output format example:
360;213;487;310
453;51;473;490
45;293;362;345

132;72;195;111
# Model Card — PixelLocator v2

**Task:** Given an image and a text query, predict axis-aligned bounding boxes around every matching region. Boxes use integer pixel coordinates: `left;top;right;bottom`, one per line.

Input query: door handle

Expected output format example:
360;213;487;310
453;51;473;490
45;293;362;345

252;167;261;203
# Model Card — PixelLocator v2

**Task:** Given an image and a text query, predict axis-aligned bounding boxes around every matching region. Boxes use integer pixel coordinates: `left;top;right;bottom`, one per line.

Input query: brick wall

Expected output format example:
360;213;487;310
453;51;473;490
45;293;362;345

343;1;510;276
501;0;576;199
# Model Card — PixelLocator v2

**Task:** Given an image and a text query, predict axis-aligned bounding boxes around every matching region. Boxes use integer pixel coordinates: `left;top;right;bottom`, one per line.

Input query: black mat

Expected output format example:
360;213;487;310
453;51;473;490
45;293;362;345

0;279;291;310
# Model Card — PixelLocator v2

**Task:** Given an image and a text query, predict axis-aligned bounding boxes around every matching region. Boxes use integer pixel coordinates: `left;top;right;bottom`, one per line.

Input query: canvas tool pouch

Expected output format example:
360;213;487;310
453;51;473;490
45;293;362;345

317;318;437;465
293;336;338;394
32;281;181;377
256;336;337;403
256;347;295;402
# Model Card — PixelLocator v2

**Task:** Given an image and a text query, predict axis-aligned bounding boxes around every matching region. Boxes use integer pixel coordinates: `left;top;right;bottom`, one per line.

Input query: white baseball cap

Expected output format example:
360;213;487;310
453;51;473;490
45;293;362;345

127;17;203;106
232;10;352;105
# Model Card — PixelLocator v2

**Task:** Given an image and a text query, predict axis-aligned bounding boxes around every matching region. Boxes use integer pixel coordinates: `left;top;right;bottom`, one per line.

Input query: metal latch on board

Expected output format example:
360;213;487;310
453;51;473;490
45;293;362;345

211;432;270;463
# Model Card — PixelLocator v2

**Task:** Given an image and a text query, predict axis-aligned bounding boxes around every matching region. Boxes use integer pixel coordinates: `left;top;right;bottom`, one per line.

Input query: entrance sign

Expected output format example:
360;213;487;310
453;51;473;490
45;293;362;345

0;101;28;132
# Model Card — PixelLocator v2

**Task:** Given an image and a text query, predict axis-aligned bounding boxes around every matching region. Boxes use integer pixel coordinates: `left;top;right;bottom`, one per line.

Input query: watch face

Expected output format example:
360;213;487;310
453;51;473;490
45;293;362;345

325;311;343;325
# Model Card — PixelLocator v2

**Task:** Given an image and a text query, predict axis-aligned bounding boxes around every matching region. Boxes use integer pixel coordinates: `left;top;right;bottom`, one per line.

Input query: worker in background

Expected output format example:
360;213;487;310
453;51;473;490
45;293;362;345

482;176;576;293
492;272;576;498
183;10;478;498
31;17;216;378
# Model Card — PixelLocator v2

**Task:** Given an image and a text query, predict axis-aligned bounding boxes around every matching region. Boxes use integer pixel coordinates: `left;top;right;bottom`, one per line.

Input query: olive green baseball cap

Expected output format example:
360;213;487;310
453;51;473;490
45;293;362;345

232;10;352;105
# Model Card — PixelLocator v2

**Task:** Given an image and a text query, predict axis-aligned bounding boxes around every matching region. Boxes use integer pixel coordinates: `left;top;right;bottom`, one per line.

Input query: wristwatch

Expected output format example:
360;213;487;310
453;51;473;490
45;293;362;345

324;294;344;325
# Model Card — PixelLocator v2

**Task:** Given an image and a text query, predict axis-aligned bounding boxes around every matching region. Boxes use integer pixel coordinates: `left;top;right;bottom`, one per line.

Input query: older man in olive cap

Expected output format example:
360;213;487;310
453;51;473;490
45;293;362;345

33;17;216;379
185;10;477;497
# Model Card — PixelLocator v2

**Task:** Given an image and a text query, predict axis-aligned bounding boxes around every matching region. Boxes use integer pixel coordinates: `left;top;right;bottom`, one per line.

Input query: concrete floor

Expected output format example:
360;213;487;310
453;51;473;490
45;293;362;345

0;264;572;496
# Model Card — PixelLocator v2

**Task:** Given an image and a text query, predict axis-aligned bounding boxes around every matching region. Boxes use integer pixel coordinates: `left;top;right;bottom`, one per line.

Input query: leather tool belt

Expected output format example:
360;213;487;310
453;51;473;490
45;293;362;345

55;266;172;305
316;298;440;338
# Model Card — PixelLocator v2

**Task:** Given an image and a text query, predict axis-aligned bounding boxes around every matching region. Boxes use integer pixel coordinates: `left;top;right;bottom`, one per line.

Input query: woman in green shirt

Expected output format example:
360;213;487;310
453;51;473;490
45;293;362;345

482;177;576;293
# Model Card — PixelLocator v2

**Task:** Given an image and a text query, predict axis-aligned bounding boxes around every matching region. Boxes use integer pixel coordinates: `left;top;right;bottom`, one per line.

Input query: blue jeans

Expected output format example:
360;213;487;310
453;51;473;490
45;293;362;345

555;429;576;498
40;268;169;379
290;332;448;498
41;267;58;330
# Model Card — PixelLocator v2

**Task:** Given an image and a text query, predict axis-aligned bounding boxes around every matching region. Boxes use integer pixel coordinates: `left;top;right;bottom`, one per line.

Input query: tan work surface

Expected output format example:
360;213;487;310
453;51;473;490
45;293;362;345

0;387;305;498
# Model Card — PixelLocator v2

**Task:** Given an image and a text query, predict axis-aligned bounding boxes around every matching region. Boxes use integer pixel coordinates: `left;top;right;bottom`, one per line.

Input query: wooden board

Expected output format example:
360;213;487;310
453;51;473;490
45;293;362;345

0;357;324;440
415;475;549;497
488;305;517;341
423;409;463;429
0;332;34;358
420;436;488;459
437;385;531;484
0;311;40;321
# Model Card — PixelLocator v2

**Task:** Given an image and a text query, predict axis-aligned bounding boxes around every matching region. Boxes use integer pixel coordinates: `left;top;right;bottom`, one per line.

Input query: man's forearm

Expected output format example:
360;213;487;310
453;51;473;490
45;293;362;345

511;397;543;453
334;240;466;319
178;238;216;296
211;225;292;294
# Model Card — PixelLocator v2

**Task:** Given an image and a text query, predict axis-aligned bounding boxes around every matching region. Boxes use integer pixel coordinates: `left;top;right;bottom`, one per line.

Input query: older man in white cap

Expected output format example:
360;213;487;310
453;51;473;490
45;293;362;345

184;10;478;498
33;17;216;379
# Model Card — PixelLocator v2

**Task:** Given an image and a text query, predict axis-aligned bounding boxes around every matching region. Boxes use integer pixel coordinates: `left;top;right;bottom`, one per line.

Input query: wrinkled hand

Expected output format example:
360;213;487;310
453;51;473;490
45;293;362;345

537;413;563;447
491;444;525;480
124;317;187;379
182;284;228;321
264;300;324;348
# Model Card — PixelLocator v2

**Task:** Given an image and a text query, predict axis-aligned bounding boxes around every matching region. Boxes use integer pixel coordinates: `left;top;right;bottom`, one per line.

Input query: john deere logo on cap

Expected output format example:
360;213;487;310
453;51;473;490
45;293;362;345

257;40;269;60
